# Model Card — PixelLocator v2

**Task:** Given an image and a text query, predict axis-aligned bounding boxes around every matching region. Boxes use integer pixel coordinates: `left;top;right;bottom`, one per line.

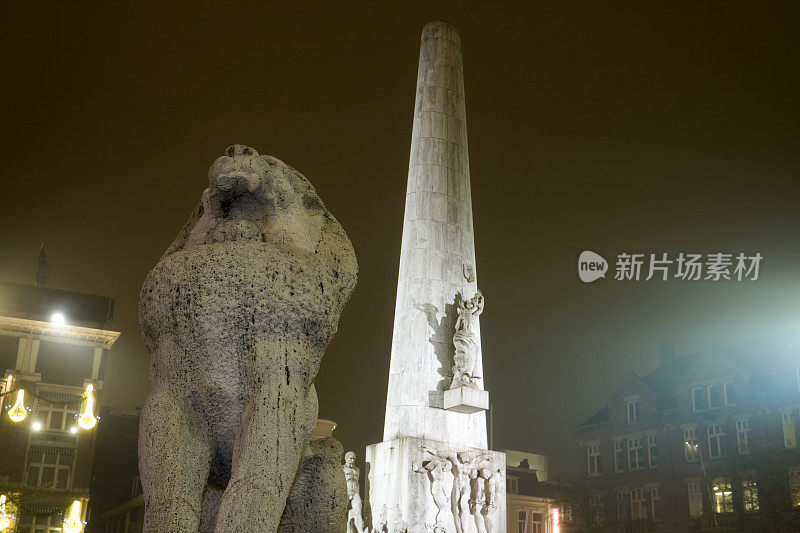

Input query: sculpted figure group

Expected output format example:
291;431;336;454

413;446;502;533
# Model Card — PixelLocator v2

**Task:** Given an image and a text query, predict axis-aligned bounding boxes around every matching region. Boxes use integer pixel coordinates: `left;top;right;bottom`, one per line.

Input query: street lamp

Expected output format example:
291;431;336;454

685;441;718;528
50;312;66;326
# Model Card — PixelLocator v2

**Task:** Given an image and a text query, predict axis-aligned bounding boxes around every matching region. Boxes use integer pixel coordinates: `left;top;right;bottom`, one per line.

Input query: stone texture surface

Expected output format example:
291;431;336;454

384;19;487;450
367;21;505;532
365;437;506;533
442;387;488;414
138;144;357;532
278;437;348;532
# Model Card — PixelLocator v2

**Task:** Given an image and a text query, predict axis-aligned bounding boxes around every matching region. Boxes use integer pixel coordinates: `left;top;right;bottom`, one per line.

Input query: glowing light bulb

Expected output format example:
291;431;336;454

77;385;97;430
7;390;27;423
0;495;10;531
70;426;78;434
51;312;66;326
62;500;83;533
32;422;42;431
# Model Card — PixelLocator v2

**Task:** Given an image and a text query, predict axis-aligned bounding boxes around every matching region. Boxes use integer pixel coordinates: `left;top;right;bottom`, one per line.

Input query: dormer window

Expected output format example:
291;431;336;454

627;399;640;425
724;382;736;406
708;384;723;409
692;388;706;411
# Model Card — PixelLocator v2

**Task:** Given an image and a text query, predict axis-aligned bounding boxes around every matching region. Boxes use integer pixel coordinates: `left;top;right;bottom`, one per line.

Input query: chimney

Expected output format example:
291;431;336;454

659;342;676;366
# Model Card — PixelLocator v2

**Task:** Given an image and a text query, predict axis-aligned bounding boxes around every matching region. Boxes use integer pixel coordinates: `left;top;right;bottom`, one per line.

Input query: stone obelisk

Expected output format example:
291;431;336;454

364;21;506;533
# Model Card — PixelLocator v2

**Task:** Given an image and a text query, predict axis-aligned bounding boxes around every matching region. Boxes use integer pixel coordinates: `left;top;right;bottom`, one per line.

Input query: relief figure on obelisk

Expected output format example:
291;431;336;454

450;291;484;389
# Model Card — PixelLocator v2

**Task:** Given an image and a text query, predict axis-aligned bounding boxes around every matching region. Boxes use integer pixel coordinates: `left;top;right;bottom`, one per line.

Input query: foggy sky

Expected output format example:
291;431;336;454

2;1;799;476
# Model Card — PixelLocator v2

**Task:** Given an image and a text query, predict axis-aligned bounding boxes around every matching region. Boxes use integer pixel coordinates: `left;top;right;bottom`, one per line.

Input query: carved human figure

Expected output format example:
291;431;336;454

479;468;503;532
468;469;487;533
138;145;357;532
413;457;452;530
343;451;365;533
420;446;468;533
450;291;484;389
387;505;408;533
373;505;388;533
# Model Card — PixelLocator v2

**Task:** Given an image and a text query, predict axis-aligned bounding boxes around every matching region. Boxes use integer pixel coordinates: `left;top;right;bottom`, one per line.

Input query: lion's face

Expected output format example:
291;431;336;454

180;144;327;253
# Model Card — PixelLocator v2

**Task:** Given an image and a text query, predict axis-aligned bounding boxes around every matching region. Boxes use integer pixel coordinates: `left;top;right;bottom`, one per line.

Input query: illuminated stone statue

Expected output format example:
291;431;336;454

364;21;506;532
138;145;357;532
413;456;453;531
343;451;365;533
450;291;485;389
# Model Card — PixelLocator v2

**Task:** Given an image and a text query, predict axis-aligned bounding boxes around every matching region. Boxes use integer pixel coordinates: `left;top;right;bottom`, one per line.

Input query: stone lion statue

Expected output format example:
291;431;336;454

138;144;357;532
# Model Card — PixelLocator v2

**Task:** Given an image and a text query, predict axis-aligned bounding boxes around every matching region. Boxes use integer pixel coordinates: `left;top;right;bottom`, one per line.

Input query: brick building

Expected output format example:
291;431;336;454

0;281;119;532
573;336;800;532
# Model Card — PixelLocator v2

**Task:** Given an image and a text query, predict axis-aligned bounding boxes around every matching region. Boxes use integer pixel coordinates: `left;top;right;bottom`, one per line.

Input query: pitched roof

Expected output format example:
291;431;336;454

577;331;800;428
578;404;609;427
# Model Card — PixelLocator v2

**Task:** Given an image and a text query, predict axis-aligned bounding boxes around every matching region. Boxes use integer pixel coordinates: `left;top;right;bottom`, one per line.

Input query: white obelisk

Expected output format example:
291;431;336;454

364;21;505;533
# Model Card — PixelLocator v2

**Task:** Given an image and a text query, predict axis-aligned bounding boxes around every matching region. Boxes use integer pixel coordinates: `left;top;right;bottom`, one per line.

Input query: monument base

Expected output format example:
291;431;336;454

441;386;489;414
365;436;506;533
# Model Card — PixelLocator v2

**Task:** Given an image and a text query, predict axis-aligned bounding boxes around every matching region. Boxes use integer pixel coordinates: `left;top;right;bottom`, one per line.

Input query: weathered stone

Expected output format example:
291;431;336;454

138;144;357;532
278;437;348;532
343;451;366;532
366;21;505;532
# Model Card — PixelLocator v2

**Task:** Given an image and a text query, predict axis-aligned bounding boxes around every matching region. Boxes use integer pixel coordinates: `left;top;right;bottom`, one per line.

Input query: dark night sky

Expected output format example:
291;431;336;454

2;2;799;477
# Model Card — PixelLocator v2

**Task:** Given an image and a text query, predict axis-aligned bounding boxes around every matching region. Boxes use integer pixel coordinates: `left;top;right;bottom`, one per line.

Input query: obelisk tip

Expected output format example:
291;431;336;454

421;20;461;43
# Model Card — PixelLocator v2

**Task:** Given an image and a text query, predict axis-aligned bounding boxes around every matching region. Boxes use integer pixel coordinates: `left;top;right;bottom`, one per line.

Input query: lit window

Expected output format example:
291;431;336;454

789;468;800;507
782;412;797;449
26;446;73;489
708;385;722;409
516;509;543;533
647;435;658;467
736;419;752;454
692;388;706;411
627;399;639;425
687;481;703;517
16;512;64;533
683;428;699;462
614;440;625;472
506;475;519;494
630;488;648;521
742;479;759;511
712;478;733;513
650;487;661;520
587;444;602;476
724;382;736;405
628;438;646;470
707;424;725;459
35;397;79;432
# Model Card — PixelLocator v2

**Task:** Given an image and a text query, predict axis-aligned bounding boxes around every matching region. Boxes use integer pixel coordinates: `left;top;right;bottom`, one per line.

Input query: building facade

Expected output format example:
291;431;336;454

505;451;558;533
573;337;800;532
0;281;119;532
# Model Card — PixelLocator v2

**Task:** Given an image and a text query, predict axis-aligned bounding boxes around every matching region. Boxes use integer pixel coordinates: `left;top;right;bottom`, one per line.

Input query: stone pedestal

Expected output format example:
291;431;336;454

365;437;505;533
442;387;489;414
